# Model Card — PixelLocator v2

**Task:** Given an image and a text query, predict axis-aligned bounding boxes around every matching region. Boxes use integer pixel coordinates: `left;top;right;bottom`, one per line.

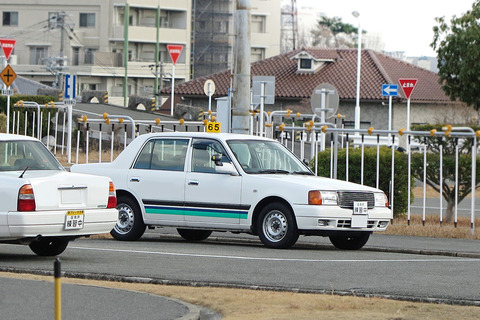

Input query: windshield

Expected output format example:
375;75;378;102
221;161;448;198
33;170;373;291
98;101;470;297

0;140;64;172
227;139;312;175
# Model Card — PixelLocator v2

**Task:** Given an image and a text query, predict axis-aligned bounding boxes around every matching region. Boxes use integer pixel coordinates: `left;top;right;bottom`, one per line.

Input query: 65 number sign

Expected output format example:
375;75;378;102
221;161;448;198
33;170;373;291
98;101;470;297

206;121;221;133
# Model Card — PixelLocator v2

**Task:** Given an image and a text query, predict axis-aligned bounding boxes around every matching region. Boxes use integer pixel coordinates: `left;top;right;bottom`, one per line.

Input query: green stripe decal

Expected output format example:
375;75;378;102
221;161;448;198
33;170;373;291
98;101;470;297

145;205;248;219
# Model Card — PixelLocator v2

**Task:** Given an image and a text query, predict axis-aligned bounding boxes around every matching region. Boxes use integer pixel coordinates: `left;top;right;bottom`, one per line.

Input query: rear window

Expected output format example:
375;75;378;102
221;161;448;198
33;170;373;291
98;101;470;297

0;140;64;171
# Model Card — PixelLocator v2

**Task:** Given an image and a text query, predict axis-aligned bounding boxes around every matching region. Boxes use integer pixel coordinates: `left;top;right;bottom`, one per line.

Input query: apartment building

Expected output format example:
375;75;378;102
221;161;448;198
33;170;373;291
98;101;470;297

0;0;281;105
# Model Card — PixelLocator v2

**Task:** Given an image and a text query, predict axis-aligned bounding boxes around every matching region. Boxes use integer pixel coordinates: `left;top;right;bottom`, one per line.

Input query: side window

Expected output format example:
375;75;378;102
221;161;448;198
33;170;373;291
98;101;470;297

192;139;230;173
133;139;188;171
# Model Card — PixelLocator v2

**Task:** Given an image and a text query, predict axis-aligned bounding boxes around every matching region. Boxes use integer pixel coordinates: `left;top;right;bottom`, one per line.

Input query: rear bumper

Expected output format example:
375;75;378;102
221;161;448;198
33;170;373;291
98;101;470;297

4;209;118;238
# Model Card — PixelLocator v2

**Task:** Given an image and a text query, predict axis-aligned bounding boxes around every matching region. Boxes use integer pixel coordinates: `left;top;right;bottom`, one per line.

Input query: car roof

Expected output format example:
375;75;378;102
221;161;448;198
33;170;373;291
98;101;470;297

0;133;39;142
137;132;276;142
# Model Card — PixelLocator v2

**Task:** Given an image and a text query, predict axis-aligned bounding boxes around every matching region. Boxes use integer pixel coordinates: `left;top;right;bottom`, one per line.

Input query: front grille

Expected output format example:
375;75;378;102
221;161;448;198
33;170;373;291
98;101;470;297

337;191;375;209
337;220;376;228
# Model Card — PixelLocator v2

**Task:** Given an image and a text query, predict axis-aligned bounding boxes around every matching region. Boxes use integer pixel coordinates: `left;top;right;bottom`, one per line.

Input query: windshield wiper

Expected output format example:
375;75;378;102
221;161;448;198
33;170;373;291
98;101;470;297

256;169;290;174
291;171;314;175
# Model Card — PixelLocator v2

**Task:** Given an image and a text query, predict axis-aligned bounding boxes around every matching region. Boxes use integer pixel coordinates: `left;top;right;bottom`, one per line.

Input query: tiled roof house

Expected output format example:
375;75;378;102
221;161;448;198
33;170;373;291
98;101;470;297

162;48;475;130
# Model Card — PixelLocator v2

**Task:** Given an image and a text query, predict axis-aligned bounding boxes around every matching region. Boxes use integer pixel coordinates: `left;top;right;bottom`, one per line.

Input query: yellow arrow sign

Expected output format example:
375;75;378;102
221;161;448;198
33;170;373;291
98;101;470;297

0;64;16;87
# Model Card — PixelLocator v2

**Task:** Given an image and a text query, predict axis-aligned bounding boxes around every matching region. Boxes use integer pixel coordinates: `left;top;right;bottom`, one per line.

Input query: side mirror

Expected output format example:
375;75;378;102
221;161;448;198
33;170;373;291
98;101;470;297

212;154;223;166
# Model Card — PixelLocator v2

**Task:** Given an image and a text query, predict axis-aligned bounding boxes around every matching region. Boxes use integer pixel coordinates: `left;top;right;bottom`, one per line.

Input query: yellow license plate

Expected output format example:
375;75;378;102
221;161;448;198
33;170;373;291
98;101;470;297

65;210;85;230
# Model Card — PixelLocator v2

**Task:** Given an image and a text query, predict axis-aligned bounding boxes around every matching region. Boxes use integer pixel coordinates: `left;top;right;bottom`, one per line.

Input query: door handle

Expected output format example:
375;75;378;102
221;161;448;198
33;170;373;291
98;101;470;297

188;180;199;186
130;177;140;182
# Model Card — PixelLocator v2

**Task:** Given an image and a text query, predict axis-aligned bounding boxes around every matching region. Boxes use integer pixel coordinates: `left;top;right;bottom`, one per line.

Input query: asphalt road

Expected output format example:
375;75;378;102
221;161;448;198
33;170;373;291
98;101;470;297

0;230;479;306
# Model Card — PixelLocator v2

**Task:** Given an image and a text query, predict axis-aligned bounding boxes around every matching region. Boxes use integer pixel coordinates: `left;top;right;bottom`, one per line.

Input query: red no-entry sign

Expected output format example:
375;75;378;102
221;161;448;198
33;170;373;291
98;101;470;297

0;39;16;60
167;45;183;65
398;78;418;99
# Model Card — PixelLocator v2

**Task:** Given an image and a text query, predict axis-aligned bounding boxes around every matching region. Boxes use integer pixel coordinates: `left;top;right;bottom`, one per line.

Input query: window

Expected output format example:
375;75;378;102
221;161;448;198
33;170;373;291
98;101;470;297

134;139;189;171
299;58;312;70
29;47;48;65
251;15;266;33
84;48;96;64
192;139;230;173
251;48;265;63
79;13;95;27
72;47;80;66
3;11;18;26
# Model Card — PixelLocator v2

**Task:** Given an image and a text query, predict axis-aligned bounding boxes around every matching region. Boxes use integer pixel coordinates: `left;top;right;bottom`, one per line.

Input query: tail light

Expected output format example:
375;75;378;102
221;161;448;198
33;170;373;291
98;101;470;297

18;184;36;211
107;181;117;208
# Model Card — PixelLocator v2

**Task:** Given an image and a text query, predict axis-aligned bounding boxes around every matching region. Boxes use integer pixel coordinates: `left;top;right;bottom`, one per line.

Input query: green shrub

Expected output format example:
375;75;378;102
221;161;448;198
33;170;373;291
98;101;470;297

2;95;60;137
311;146;411;217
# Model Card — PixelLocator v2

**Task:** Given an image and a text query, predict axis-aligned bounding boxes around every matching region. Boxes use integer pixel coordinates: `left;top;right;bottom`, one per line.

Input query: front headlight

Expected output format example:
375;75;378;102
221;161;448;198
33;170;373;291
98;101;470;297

374;192;389;207
308;190;338;205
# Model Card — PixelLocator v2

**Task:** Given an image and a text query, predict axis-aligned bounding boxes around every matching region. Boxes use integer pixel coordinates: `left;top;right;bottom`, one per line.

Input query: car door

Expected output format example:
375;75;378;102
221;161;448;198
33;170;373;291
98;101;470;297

184;138;246;227
127;137;189;225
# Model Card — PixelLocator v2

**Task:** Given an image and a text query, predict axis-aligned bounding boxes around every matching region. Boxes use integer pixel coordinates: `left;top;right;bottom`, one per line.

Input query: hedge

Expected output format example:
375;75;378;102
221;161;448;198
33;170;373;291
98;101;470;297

311;146;411;217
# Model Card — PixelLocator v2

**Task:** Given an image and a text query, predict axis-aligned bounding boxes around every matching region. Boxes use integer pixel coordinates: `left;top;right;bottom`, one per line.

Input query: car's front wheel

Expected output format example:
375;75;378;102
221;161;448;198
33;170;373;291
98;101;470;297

111;196;146;241
257;202;299;249
29;238;69;256
329;232;371;250
177;229;212;241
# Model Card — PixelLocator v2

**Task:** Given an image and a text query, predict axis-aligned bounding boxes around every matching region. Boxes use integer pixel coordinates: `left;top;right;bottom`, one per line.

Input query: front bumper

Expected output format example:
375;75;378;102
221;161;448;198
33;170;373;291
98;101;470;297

293;204;392;232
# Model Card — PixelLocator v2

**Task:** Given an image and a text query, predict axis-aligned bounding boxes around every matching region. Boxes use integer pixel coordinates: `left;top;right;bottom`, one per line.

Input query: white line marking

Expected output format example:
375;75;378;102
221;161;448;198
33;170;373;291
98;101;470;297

70;246;480;263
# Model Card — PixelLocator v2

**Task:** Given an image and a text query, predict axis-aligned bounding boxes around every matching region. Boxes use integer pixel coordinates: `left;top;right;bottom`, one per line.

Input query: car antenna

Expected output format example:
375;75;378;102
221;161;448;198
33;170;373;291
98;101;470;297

19;167;28;178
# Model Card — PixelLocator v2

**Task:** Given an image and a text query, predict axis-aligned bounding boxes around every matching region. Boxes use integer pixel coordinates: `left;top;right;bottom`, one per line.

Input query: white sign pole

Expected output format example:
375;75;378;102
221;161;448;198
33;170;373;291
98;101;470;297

259;82;265;137
67;104;72;163
208;82;212;113
170;64;175;116
406;97;411;132
6;86;10;134
388;95;392;143
3;57;8;134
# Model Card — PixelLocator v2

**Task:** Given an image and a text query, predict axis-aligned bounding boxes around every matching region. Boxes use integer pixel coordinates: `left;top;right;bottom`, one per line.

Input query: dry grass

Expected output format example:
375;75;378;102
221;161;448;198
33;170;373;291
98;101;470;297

1;271;479;320
385;215;480;240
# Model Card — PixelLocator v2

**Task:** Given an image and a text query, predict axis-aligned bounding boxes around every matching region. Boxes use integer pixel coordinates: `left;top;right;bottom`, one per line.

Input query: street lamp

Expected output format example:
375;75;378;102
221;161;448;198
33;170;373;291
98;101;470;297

352;11;361;132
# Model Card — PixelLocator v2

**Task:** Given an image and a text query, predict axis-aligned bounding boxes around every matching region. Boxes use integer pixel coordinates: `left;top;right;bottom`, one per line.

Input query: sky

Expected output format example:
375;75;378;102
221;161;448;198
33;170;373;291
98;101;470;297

296;0;476;57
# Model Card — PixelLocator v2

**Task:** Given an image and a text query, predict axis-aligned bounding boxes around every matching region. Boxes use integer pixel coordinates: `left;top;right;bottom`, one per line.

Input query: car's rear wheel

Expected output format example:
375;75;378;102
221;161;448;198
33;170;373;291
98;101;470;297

329;232;371;250
177;229;212;241
111;196;146;241
29;238;69;256
257;202;299;249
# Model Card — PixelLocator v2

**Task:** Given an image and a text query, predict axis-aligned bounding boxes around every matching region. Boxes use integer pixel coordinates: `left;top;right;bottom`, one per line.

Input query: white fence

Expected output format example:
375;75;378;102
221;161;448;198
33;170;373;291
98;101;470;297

9;102;480;233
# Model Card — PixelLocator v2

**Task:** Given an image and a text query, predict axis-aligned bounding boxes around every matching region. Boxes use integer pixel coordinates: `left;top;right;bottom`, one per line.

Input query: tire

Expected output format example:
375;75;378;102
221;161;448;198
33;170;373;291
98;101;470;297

29;238;69;256
177;229;212;241
111;196;146;241
329;232;371;250
257;202;299;249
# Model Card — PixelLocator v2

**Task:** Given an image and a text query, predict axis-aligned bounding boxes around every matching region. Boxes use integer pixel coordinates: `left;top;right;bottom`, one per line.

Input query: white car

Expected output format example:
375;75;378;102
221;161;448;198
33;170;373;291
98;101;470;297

71;132;392;249
0;133;118;256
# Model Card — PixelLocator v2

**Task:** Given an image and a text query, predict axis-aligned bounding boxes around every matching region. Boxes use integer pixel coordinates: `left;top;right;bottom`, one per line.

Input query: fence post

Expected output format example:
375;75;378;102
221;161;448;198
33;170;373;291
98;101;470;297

54;258;62;320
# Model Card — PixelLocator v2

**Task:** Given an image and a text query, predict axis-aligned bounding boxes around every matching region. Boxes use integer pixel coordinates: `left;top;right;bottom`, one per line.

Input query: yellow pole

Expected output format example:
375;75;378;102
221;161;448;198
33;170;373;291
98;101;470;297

54;258;62;320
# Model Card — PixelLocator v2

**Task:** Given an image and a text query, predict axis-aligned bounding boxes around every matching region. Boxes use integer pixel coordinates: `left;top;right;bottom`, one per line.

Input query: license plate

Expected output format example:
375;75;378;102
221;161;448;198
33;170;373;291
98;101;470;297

353;201;368;215
65;211;84;230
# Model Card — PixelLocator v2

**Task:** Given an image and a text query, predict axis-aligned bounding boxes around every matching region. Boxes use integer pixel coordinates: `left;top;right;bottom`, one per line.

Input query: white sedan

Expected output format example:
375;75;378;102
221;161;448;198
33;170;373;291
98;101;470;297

71;132;392;250
0;134;118;256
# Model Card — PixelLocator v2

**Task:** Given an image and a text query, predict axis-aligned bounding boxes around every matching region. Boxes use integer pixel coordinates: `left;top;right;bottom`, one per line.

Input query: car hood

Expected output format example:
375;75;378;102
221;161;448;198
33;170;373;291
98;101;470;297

249;174;382;193
8;170;112;211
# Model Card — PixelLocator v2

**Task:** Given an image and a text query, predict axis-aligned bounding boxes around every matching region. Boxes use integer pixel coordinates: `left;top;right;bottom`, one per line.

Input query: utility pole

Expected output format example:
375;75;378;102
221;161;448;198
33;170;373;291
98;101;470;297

231;0;251;134
47;12;69;89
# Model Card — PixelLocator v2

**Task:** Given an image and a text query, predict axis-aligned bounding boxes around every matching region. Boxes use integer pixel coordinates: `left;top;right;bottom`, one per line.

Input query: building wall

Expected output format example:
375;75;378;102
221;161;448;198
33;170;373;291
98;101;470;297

1;1;283;108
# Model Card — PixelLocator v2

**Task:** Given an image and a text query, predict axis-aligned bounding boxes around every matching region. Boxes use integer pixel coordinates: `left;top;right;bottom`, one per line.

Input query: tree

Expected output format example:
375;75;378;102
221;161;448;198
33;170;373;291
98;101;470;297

431;1;480;110
311;16;360;48
410;124;480;221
